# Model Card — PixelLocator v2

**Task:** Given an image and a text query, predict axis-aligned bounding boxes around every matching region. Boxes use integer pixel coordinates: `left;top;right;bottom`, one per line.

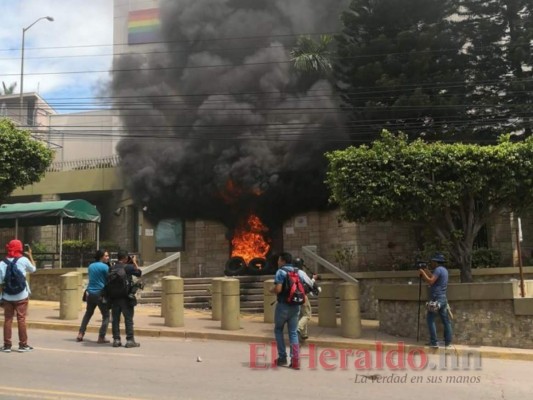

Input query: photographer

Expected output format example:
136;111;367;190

294;257;319;341
0;240;37;353
109;250;142;348
419;253;453;349
76;249;111;344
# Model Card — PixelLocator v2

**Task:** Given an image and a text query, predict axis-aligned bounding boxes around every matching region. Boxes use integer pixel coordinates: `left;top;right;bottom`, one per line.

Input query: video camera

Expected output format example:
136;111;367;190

415;260;428;269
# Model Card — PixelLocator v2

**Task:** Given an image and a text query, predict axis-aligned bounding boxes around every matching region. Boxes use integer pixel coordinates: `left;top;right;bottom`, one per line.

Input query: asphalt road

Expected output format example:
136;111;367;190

0;329;531;399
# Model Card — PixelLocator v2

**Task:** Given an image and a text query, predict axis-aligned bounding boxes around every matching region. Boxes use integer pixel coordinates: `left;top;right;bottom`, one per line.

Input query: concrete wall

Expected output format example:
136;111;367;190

49;110;119;164
28;263;178;302
283;210;419;271
12;168;122;197
376;280;533;349
29;268;86;301
309;267;533;320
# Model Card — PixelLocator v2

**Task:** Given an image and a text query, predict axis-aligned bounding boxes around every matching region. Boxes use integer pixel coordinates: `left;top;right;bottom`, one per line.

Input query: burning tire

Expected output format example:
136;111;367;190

247;257;267;275
224;256;246;276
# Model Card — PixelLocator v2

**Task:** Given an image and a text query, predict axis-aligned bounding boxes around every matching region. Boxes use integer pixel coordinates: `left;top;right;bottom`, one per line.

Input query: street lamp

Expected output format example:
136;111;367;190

19;16;54;124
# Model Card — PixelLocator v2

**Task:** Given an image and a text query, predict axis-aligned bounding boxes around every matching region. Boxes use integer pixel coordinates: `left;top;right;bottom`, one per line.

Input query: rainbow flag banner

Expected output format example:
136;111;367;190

128;8;161;45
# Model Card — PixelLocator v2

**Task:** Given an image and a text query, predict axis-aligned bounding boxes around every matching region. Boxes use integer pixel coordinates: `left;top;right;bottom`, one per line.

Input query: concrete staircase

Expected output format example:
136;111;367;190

139;275;273;313
139;275;323;313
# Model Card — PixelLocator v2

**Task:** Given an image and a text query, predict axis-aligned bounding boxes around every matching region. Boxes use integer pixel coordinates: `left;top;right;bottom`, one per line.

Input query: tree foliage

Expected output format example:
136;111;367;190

291;35;333;75
325;131;533;281
335;0;533;141
0;118;54;200
457;0;533;137
335;0;468;141
1;82;17;95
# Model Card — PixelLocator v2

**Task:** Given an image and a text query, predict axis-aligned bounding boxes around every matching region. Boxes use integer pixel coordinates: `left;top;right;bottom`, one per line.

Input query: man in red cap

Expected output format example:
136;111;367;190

0;239;37;352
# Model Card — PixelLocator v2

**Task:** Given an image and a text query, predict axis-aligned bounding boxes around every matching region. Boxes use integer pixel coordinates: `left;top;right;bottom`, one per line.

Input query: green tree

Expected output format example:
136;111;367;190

335;0;533;141
458;0;533;137
0;118;54;200
291;35;333;76
325;131;533;282
335;0;468;141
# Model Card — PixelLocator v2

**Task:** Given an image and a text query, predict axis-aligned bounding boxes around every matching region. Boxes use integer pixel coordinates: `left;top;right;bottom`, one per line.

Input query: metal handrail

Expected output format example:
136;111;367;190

302;245;359;285
140;252;182;277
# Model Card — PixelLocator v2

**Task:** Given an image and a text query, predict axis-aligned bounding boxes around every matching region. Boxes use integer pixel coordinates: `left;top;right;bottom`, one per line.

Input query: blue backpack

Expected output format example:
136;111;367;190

2;258;26;295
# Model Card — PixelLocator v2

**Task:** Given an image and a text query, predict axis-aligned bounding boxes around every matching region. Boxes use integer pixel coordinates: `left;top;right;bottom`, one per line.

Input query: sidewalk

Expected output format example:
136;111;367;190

2;301;533;362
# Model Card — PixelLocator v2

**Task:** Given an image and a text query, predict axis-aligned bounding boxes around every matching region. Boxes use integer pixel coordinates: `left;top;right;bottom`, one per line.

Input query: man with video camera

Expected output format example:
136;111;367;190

108;250;142;348
293;257;320;341
419;253;453;349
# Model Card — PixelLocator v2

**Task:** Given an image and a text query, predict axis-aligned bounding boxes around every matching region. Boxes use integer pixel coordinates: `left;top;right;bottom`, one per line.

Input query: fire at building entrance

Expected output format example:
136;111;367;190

225;213;279;276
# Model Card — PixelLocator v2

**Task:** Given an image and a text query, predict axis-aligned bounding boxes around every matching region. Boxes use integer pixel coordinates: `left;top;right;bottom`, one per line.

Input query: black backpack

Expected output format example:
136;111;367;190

2;257;26;295
281;267;306;305
105;264;130;299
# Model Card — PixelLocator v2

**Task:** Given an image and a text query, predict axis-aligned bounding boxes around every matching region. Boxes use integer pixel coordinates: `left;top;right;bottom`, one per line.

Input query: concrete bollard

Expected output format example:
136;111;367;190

318;281;337;328
339;282;362;338
75;271;84;311
160;276;170;318
211;278;225;321
263;279;276;323
163;276;184;327
221;278;240;330
60;272;80;320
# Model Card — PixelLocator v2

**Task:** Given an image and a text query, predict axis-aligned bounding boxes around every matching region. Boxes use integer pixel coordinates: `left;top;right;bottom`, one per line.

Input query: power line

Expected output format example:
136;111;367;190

0;41;511;62
0;31;339;53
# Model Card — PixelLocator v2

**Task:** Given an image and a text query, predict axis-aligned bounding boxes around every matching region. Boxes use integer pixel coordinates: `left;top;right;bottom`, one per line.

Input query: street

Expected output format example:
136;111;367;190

0;329;531;399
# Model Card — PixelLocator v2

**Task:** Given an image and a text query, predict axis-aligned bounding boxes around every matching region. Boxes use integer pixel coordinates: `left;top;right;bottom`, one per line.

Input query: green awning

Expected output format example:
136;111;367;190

0;199;101;227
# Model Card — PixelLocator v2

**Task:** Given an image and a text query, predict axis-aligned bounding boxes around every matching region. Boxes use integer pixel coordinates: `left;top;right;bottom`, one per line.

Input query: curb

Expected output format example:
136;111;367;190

5;321;533;363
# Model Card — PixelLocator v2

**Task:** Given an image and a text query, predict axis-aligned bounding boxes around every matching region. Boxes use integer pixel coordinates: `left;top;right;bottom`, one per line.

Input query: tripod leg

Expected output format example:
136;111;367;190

416;276;422;342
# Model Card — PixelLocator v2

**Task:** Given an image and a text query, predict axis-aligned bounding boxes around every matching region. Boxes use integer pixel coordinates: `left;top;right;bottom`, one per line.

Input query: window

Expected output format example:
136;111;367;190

155;218;184;251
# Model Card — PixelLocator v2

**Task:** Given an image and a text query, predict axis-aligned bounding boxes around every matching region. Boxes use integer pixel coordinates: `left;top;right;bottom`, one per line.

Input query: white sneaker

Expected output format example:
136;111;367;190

18;344;34;352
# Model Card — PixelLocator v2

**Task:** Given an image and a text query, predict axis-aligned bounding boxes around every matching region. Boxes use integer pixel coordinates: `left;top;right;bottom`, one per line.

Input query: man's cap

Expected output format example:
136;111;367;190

293;257;305;268
431;253;446;263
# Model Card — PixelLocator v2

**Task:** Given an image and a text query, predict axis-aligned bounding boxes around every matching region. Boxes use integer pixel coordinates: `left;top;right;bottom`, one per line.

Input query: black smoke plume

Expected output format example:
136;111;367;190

113;0;349;229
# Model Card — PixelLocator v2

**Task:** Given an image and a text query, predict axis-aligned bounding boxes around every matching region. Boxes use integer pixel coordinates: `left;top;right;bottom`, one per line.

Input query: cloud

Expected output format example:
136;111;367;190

0;0;112;107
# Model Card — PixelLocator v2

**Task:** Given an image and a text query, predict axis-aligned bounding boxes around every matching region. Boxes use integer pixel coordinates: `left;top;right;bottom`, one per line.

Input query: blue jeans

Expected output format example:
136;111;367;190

427;298;453;345
274;302;300;360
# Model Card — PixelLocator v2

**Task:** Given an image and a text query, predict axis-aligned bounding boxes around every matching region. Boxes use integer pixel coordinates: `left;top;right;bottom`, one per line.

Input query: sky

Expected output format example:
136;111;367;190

0;0;113;113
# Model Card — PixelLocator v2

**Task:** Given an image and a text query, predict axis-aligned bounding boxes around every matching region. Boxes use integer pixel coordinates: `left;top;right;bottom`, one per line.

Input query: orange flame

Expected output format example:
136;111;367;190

231;214;271;264
220;179;263;204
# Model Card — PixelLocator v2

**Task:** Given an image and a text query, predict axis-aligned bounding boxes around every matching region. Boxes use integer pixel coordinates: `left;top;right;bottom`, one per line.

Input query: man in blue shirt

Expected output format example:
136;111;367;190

77;249;111;343
419;253;453;348
269;252;313;370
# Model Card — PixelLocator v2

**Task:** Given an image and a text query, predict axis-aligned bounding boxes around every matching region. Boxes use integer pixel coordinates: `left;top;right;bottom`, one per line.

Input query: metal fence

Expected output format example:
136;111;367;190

46;155;121;172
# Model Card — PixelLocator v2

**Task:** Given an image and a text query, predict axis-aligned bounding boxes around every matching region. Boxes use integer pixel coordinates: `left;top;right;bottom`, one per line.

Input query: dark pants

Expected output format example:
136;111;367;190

111;298;135;341
78;291;110;338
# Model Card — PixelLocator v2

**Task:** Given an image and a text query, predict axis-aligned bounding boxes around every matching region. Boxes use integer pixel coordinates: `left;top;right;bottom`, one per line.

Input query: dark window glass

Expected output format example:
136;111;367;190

155;218;184;251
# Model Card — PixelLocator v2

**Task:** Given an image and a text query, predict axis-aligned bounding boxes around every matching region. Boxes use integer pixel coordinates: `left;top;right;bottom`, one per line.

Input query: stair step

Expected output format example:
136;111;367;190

139;275;342;314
